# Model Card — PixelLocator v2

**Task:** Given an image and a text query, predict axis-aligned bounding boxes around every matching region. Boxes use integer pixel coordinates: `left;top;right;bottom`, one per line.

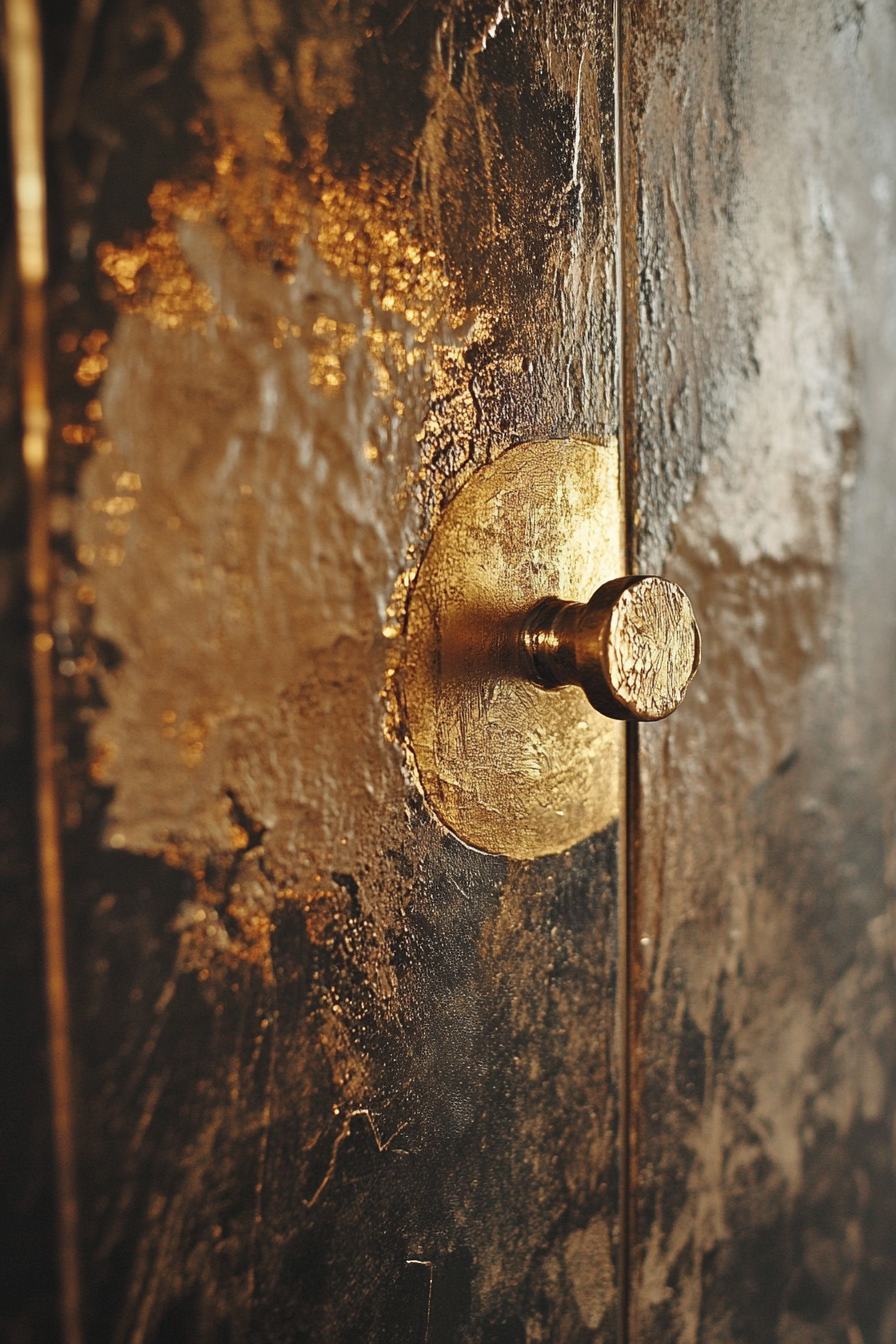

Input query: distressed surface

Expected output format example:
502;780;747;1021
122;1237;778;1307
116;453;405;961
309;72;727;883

48;0;622;1340
626;2;896;1340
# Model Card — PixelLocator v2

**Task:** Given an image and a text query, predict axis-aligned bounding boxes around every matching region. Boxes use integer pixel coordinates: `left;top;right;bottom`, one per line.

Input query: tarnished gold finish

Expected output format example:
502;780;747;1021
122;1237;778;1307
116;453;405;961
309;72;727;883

520;576;701;721
399;436;625;860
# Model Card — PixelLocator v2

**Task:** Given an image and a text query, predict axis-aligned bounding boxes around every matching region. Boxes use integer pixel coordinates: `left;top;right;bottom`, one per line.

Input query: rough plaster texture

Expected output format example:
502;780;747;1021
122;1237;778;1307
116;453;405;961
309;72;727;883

627;2;896;1339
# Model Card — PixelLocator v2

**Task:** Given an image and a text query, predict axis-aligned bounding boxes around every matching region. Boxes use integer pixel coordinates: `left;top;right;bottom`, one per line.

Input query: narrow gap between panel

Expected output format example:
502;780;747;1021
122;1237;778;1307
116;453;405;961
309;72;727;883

613;1;639;1341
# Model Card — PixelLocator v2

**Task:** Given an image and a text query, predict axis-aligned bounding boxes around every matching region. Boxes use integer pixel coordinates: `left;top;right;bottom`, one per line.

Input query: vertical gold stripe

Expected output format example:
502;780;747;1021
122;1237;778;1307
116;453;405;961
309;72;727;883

4;3;83;1342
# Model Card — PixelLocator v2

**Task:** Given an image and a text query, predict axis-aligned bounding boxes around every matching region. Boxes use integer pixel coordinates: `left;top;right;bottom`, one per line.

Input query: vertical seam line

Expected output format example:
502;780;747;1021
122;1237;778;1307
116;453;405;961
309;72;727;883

613;2;639;1343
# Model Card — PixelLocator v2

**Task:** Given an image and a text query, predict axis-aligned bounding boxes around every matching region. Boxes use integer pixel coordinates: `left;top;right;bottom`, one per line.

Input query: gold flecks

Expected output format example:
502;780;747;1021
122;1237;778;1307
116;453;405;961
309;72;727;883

230;823;249;850
179;715;208;769
76;584;95;605
81;330;108;354
299;887;340;948
381;664;403;747
115;471;141;492
214;143;235;177
92;495;136;516
97;189;216;331
81;110;502;982
74;330;110;386
76;543;95;566
308;317;357;391
62;423;95;444
97;242;150;294
382;566;417;640
365;327;402;399
162;841;185;868
94;113;468;376
75;352;108;387
85;399;103;421
90;738;117;782
172;853;284;984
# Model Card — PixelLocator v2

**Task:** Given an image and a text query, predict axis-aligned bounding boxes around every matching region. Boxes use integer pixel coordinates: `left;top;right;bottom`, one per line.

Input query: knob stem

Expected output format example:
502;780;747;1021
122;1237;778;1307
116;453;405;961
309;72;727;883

519;576;701;723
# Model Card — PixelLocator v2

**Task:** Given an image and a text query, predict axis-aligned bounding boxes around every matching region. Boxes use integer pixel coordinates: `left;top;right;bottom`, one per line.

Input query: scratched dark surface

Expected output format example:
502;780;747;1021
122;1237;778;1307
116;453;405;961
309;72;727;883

38;1;622;1341
625;2;896;1341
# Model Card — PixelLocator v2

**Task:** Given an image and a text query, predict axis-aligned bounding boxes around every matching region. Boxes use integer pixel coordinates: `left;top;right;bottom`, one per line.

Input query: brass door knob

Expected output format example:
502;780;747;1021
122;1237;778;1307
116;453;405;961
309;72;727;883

519;575;701;722
396;436;704;858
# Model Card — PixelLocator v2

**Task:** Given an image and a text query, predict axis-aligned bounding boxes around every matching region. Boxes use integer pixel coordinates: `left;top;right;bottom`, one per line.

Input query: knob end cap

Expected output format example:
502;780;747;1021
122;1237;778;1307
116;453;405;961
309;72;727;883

522;576;701;722
585;576;701;721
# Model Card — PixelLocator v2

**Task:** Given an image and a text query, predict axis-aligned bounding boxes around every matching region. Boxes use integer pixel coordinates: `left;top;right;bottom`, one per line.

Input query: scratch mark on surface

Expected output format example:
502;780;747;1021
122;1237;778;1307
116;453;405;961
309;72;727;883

389;0;418;35
406;1259;434;1344
246;1004;276;1312
667;155;694;320
98;1066;170;1260
572;49;585;187
118;972;179;1104
304;1109;409;1207
480;3;504;49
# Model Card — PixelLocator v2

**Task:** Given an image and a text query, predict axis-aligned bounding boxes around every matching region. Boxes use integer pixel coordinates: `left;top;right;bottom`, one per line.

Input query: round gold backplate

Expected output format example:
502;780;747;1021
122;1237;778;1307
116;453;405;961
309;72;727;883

398;437;624;859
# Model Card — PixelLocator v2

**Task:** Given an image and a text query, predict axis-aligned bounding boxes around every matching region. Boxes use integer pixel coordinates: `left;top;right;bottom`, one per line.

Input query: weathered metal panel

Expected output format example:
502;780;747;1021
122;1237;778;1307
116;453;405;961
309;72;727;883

43;1;623;1340
625;3;896;1339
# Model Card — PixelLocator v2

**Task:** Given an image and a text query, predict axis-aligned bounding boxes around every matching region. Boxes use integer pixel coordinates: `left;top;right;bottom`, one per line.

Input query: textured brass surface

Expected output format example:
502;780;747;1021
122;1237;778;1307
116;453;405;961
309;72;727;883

521;576;701;721
399;436;623;859
607;577;699;717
